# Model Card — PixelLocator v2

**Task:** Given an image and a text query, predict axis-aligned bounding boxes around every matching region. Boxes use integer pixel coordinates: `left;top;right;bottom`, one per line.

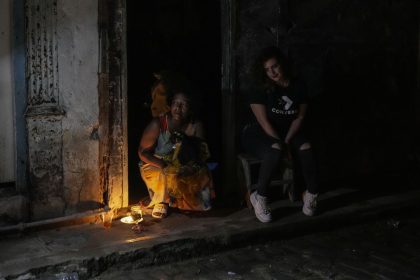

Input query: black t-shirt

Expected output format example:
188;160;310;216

247;79;308;131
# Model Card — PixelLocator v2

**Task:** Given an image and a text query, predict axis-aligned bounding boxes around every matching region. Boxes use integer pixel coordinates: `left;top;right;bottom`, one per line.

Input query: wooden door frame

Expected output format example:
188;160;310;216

98;0;128;210
221;0;237;196
99;0;238;208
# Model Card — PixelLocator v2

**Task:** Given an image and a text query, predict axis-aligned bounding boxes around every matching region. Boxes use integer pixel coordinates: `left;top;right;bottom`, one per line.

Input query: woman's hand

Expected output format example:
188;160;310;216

250;104;281;140
285;104;307;144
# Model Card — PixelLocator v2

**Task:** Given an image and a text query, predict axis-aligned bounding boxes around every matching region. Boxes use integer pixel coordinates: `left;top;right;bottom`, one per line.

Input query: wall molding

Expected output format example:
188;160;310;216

25;0;65;220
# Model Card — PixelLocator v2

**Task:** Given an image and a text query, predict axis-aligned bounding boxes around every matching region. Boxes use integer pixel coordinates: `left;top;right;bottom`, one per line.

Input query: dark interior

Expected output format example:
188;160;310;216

127;0;222;204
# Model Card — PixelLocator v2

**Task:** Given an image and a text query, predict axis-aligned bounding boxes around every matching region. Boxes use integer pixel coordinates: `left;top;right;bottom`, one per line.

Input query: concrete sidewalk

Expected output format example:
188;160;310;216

1;187;420;280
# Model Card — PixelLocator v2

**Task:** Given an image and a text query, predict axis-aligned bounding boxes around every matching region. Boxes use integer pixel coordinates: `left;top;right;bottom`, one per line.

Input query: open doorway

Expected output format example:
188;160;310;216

127;0;222;204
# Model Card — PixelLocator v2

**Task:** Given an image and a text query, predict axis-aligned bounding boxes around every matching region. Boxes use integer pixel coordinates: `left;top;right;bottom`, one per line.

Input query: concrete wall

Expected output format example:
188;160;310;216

25;0;101;219
57;0;101;214
236;0;419;182
0;0;15;183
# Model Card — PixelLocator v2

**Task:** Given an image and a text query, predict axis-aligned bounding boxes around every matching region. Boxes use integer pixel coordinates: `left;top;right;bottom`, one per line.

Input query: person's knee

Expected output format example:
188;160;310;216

299;142;311;151
271;143;282;150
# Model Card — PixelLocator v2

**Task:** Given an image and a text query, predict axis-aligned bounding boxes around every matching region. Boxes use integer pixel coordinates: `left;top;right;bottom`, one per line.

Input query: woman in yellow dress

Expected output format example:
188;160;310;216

138;91;214;218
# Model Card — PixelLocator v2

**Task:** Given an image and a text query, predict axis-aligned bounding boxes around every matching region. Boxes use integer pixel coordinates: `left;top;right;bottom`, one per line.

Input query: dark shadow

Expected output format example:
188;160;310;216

271;206;302;220
318;171;420;214
175;207;241;218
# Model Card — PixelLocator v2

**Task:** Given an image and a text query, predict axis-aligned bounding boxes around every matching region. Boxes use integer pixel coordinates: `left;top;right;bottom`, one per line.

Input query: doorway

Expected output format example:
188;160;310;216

126;0;222;204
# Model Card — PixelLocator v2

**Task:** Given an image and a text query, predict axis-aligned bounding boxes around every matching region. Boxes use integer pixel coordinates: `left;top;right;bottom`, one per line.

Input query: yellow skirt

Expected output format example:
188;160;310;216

140;163;215;211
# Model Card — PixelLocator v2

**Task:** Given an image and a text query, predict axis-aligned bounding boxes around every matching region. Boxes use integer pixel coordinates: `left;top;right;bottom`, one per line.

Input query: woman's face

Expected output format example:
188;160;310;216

171;93;191;121
264;57;284;83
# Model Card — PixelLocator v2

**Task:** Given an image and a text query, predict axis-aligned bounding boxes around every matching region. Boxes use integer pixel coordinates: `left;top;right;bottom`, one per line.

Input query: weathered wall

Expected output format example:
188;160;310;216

236;0;420;182
0;0;15;183
26;0;101;220
57;0;101;214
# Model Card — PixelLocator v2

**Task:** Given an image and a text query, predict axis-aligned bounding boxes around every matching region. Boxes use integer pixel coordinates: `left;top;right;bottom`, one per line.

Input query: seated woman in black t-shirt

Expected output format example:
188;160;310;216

242;46;319;222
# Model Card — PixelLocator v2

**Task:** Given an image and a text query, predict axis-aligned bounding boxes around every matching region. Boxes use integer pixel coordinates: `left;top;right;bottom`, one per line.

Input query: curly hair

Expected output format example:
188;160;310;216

153;70;188;98
254;46;291;90
150;70;194;117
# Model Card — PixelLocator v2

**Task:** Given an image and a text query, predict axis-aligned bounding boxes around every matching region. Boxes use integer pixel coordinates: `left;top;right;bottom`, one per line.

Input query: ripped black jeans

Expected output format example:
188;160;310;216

241;123;319;197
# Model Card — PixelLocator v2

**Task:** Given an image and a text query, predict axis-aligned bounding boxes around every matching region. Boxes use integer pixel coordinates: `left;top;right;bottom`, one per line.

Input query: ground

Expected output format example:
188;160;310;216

2;186;420;279
95;212;420;280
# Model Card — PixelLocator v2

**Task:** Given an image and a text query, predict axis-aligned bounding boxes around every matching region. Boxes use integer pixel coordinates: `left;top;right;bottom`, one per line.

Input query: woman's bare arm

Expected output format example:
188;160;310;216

192;121;205;139
138;119;167;168
250;104;281;141
285;103;307;144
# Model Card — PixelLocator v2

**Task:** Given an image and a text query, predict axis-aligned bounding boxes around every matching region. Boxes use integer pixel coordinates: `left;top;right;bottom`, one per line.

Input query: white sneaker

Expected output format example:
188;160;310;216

250;192;272;223
302;191;318;216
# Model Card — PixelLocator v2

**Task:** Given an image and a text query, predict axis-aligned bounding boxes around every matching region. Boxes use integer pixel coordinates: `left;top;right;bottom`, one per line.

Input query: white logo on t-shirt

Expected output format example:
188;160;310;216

281;96;293;110
273;96;296;115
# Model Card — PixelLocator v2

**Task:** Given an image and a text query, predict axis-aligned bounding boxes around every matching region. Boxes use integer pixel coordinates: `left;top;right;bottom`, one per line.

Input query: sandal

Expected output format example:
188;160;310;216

152;203;168;219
